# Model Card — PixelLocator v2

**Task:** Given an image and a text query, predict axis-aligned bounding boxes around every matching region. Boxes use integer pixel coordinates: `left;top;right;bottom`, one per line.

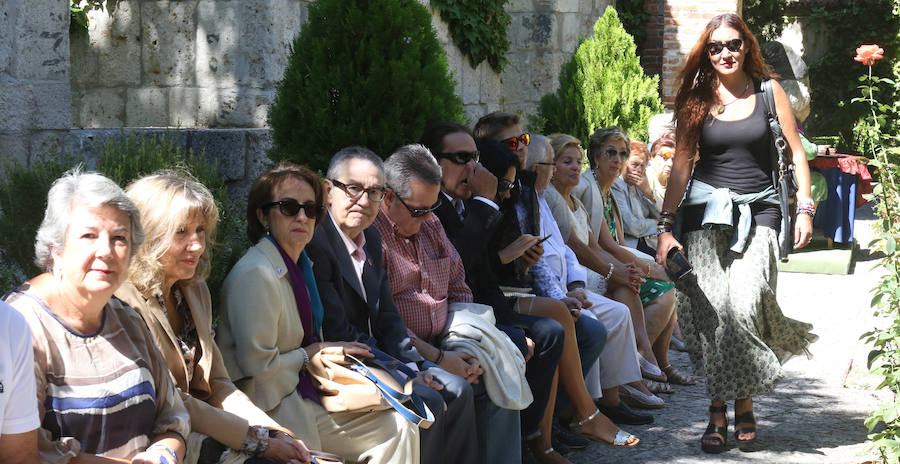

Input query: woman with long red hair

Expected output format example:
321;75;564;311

655;13;817;454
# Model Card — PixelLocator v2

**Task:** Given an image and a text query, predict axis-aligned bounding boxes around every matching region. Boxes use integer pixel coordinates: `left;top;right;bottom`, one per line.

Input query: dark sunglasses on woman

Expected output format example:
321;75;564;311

501;133;530;151
497;179;515;194
437;150;480;165
605;148;629;160
706;38;742;56
264;199;324;219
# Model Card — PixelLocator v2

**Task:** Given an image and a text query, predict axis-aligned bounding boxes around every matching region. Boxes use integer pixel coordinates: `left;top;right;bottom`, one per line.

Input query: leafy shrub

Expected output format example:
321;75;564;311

537;6;662;144
0;153;78;293
806;0;900;153
743;0;787;42
430;0;511;72
97;132;249;310
269;0;466;172
0;132;248;310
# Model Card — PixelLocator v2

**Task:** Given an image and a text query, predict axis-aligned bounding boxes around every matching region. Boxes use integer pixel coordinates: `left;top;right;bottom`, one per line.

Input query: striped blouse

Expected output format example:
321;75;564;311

5;286;190;463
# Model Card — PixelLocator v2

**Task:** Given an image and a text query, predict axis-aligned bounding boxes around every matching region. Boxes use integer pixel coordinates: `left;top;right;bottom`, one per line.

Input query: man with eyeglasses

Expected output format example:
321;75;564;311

373;144;528;464
421;122;566;462
306;146;480;464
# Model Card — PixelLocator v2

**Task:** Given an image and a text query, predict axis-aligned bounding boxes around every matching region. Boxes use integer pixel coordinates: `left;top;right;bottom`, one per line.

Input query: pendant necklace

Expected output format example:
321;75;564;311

714;80;751;115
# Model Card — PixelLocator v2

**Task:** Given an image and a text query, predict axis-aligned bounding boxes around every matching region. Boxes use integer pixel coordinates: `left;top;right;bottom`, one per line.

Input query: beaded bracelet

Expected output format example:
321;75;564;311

148;443;179;464
605;263;615;280
796;197;816;217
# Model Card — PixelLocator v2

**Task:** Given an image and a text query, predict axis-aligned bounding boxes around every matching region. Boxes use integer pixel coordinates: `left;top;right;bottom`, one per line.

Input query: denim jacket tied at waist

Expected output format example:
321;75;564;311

682;178;779;254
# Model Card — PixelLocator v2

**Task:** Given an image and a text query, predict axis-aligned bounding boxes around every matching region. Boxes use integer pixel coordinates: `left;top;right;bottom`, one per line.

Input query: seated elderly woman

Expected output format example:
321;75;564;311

476;137;638;460
4;169;189;464
215;161;419;464
564;129;695;392
115;171;313;464
612;140;661;255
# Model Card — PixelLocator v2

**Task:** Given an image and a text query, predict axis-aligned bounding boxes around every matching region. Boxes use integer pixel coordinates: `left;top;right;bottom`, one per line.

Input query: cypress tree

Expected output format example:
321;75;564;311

538;6;662;143
268;0;466;171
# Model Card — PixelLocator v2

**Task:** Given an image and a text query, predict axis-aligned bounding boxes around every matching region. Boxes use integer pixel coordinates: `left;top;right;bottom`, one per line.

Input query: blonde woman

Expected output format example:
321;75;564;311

116;171;313;464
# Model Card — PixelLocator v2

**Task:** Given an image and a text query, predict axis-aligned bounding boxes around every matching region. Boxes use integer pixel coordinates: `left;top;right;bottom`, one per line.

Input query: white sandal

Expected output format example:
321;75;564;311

621;384;665;409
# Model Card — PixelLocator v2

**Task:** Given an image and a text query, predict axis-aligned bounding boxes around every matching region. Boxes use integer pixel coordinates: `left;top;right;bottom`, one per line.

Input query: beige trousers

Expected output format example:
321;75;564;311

267;391;420;464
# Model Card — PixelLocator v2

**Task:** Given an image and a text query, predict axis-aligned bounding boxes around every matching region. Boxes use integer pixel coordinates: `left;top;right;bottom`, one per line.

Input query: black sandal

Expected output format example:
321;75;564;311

701;404;728;454
734;409;758;449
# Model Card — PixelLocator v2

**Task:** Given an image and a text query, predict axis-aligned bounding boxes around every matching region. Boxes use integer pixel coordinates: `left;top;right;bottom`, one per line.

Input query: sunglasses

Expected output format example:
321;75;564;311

391;189;442;218
330;178;386;202
437;150;480;165
656;147;675;160
264;200;324;219
501;133;530;151
706;38;743;56
497;179;515;194
605;148;629;160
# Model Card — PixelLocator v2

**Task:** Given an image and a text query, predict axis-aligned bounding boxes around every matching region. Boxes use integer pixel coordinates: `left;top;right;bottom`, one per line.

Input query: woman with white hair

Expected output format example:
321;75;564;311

5;168;190;464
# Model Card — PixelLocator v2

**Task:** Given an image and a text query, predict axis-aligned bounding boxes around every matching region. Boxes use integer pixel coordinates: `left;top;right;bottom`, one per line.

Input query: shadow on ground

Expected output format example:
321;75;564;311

568;352;877;463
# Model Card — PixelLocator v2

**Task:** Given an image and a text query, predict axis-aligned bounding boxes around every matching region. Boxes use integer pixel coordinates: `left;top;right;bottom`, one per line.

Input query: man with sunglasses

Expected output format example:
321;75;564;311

374;144;527;464
306;146;480;464
421;122;566;462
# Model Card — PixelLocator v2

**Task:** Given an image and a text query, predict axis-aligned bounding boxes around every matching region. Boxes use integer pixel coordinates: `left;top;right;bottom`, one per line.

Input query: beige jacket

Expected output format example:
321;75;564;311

215;239;320;440
116;280;282;451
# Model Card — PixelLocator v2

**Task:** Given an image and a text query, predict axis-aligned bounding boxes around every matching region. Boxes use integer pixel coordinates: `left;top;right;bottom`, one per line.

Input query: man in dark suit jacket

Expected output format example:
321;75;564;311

420;123;567;457
306;146;480;464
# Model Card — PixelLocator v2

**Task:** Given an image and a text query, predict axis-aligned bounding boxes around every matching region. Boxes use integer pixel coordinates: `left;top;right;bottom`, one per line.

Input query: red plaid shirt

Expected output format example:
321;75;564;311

373;209;473;344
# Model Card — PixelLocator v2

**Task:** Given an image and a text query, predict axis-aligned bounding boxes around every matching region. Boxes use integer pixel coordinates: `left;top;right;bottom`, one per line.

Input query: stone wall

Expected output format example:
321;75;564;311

0;0;72;165
68;0;613;130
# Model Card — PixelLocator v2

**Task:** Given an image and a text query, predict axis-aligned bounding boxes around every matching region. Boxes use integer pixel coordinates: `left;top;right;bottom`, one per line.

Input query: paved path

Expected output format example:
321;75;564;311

570;205;891;463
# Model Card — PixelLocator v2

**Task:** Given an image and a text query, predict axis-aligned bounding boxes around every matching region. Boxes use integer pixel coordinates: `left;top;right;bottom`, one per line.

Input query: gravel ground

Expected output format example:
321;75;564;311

569;204;891;464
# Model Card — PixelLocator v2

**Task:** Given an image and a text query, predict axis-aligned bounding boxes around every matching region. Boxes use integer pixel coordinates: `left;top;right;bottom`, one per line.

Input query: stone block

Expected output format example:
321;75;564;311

89;1;142;87
515;13;556;50
11;0;69;81
443;44;464;97
463;104;485;125
77;88;126;128
233;0;303;88
245;129;273;180
460;63;481;106
499;53;534;105
142;1;196;86
531;52;565;97
559;13;581;52
556;0;580;13
506;0;533;13
28;130;85;164
0;3;16;76
31;82;72;129
126;88;168;127
168;87;199;128
197;87;236;127
196;0;238;89
429;10;450;45
0;133;30;167
69;27;100;88
65;128;124;160
0;84;31;132
188;129;246;180
480;62;501;105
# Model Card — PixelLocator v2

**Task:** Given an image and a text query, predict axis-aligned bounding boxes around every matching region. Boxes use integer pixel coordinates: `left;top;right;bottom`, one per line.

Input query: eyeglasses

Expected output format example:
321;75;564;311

605;148;629;160
706;38;743;56
330;179;386;202
501;133;530;151
263;200;324;219
437;150;480;165
497;179;515;194
390;189;442;218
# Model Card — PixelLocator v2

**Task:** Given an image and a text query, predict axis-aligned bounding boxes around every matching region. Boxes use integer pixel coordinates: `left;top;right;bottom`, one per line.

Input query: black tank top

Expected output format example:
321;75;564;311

683;83;780;232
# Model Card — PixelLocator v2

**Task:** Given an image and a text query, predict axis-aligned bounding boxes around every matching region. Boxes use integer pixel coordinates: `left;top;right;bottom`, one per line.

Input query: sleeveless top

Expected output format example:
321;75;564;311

569;196;609;296
683;83;780;232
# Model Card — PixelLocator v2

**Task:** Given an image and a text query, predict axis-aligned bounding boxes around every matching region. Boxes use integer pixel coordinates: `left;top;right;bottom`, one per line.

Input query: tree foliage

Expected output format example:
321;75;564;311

268;0;466;172
430;0;511;72
538;6;662;144
742;0;787;42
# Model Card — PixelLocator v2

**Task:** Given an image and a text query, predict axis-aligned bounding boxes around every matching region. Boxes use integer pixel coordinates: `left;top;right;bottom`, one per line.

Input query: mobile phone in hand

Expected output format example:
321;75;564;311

665;248;693;281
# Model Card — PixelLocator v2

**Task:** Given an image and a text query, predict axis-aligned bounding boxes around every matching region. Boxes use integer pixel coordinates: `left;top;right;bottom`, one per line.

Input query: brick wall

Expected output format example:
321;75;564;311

655;1;740;108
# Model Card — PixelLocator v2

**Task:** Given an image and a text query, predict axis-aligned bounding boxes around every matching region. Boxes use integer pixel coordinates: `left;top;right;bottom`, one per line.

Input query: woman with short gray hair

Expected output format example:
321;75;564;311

5;168;190;464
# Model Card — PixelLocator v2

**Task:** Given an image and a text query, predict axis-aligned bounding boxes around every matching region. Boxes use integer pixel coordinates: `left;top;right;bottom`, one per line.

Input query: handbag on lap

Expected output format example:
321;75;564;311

307;346;434;428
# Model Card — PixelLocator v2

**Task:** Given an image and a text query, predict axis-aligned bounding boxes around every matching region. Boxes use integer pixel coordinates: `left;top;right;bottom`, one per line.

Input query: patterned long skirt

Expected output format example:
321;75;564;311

675;226;817;401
